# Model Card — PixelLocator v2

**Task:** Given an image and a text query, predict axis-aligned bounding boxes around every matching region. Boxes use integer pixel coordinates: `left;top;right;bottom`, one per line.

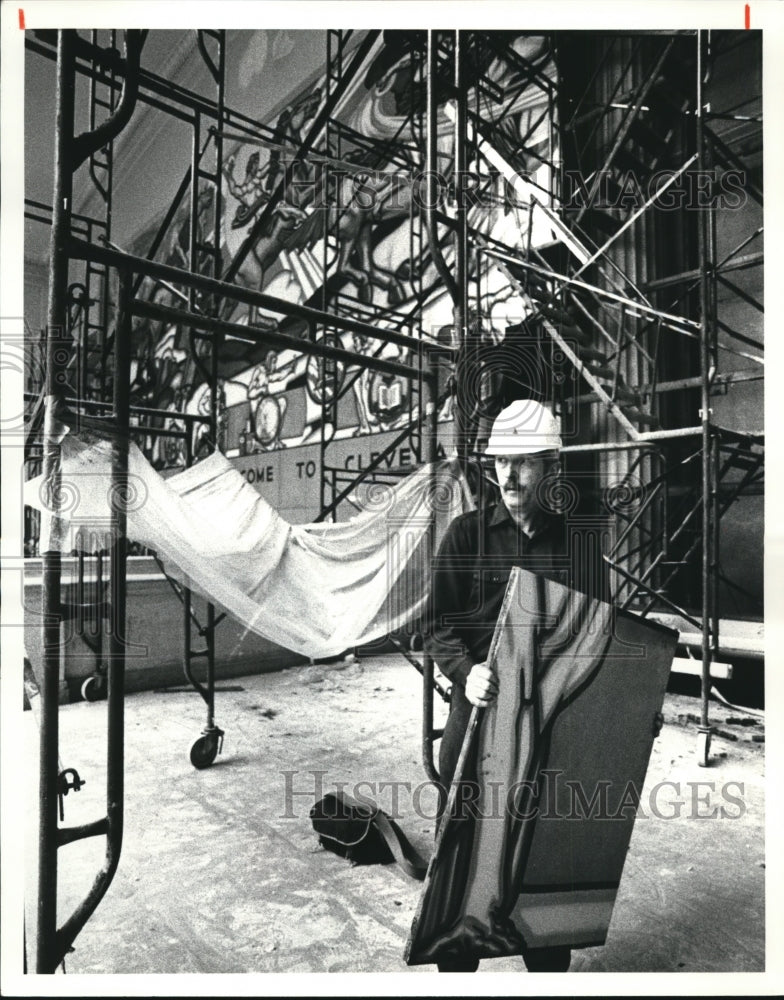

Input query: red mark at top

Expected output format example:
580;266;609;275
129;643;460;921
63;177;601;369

745;4;750;28
19;8;25;29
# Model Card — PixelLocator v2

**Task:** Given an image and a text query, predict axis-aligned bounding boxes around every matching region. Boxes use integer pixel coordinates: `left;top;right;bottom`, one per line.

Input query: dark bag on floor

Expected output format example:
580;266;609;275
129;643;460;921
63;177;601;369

310;791;427;880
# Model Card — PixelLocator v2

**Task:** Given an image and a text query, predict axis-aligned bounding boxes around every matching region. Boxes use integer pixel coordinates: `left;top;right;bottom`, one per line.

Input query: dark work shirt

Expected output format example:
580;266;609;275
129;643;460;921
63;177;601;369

426;502;608;686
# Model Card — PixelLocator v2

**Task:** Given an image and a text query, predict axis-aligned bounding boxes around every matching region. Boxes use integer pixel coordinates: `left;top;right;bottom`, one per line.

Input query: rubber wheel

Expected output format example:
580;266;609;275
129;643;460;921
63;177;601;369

189;734;219;770
81;676;105;702
522;946;571;972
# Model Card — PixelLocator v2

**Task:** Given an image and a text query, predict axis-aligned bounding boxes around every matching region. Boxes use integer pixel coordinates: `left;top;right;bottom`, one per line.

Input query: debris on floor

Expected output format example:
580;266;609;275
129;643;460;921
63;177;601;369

24;657;764;974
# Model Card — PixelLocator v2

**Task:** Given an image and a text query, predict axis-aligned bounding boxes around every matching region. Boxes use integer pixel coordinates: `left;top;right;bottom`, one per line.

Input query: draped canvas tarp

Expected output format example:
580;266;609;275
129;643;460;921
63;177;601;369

25;432;473;657
406;566;677;966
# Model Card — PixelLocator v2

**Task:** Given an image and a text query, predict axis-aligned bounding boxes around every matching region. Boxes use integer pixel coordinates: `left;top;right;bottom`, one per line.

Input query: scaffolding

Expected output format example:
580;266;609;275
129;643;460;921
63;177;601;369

420;29;763;767
546;30;764;766
24;27;450;972
24;27;763;972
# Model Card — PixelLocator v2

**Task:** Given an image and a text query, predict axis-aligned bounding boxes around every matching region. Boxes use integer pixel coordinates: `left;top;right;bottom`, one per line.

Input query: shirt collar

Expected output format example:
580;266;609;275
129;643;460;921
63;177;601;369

489;502;513;529
489;502;554;539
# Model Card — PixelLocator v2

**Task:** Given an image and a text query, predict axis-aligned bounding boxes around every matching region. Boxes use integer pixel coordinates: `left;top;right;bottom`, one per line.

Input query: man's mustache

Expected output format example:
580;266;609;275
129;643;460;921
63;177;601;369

482;470;527;493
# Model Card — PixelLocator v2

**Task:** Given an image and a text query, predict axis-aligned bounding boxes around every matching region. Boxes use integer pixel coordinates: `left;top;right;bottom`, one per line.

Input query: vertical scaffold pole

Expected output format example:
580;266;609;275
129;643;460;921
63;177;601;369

453;30;470;467
104;265;131;917
696;30;714;766
422;355;441;784
37;28;76;974
422;30;448;785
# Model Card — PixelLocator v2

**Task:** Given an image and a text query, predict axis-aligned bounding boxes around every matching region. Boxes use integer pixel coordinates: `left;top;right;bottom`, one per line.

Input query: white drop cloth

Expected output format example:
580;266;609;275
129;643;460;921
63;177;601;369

26;434;473;657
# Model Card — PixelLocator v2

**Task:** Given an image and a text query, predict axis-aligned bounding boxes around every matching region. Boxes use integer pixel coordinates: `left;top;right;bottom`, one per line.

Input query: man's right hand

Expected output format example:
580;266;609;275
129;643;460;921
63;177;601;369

465;662;498;708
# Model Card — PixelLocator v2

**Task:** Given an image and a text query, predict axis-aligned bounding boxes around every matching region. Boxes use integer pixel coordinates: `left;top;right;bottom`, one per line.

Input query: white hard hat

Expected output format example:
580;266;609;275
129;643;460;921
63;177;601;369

485;399;562;455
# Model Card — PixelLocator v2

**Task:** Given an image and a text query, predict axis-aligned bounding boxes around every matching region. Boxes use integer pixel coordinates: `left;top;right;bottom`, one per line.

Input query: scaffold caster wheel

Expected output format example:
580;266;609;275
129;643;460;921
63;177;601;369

189;733;220;770
522;946;571;972
697;727;712;767
80;675;105;702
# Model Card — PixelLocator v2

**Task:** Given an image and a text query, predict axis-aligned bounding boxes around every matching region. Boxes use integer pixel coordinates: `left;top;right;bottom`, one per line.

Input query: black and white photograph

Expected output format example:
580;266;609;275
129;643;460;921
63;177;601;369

1;1;782;993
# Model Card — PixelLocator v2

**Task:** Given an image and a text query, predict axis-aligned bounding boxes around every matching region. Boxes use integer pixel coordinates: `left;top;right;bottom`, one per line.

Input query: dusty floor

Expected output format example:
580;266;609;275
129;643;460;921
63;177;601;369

24;653;765;976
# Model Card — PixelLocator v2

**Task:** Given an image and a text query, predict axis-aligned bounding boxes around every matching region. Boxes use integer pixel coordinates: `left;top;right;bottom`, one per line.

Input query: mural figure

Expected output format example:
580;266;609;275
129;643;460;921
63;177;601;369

190;379;228;460
123;32;557;461
220;88;323;324
160;383;190;470
349;333;411;436
240;350;292;454
224;160;416;306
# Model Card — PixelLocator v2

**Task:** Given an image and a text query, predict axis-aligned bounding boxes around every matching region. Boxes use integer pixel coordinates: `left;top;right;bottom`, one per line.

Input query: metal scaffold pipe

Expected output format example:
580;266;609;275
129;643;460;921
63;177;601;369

54;271;132;964
68;237;448;364
453;30;470;467
425;32;458;303
37;28;77;974
696;30;714;766
422;351;441;783
36;31;141;972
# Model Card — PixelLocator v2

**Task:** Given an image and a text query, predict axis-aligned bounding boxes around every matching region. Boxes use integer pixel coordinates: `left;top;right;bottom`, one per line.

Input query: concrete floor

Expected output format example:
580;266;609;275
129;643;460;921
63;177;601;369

23;653;765;977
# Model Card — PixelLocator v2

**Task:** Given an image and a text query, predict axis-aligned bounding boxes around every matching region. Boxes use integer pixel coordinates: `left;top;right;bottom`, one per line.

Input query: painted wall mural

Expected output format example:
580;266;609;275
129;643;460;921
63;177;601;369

127;31;560;516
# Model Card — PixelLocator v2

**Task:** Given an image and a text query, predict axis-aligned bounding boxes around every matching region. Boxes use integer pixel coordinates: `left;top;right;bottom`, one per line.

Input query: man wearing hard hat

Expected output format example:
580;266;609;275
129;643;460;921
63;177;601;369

420;400;612;972
427;398;600;801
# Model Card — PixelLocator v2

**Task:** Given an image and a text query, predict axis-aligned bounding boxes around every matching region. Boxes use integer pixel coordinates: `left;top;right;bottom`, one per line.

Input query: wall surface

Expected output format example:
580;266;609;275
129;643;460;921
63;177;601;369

24;556;307;702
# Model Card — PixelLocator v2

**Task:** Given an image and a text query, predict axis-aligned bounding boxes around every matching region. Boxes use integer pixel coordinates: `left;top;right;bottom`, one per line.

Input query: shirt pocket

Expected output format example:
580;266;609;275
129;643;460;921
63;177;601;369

469;567;511;611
